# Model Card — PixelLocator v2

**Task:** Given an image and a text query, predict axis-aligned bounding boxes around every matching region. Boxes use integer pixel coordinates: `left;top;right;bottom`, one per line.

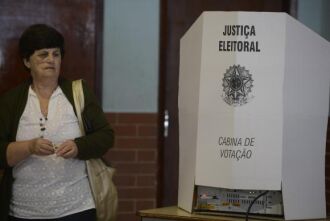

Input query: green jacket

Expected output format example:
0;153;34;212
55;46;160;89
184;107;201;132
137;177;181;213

0;78;114;221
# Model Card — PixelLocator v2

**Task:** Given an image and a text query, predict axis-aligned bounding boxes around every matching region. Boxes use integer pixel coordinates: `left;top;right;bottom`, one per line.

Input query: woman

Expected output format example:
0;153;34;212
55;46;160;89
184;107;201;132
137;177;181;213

0;24;114;221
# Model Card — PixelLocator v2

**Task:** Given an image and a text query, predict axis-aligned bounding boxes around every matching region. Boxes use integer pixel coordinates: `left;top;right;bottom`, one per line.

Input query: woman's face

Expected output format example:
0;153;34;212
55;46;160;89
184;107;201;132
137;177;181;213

24;48;61;81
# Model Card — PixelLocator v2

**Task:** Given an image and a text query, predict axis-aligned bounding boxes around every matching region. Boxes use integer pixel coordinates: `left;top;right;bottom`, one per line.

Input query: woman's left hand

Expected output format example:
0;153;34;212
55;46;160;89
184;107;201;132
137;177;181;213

56;140;78;159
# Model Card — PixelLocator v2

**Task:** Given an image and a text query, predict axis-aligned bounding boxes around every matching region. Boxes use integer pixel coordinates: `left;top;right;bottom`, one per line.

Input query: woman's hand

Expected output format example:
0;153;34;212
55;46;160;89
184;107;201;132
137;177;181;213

7;139;54;166
55;140;78;159
29;138;54;155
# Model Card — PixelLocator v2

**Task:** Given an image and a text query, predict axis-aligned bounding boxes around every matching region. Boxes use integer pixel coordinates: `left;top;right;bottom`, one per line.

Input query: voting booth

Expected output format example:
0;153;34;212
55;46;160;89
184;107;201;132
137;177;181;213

178;12;330;220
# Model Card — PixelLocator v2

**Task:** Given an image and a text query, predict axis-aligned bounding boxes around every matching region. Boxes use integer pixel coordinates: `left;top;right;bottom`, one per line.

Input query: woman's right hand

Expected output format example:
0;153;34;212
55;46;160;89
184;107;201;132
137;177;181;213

29;138;54;155
7;138;55;167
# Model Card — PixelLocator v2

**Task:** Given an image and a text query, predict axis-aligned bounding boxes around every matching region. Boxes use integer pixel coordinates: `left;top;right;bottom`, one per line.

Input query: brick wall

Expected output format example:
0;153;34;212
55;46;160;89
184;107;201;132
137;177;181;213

104;113;158;221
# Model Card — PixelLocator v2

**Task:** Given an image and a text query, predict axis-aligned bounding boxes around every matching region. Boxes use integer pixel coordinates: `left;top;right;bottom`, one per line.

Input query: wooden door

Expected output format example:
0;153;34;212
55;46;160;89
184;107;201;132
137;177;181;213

0;0;103;97
158;0;296;206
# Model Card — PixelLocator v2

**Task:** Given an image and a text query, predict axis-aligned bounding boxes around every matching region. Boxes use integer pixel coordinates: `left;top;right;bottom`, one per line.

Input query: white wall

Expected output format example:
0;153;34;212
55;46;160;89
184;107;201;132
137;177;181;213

102;0;160;113
297;0;323;35
297;0;330;42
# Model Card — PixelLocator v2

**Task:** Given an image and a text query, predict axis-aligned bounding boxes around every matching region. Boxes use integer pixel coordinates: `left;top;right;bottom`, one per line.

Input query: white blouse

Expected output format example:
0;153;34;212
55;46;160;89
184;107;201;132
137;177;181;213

10;86;95;219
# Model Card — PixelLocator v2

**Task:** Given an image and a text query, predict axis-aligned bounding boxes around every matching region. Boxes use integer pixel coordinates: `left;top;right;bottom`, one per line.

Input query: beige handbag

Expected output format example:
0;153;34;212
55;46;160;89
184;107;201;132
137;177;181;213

72;79;118;221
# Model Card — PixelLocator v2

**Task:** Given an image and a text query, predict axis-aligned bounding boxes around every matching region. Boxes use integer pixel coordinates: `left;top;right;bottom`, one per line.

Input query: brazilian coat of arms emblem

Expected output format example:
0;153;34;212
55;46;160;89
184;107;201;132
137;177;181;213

222;65;254;106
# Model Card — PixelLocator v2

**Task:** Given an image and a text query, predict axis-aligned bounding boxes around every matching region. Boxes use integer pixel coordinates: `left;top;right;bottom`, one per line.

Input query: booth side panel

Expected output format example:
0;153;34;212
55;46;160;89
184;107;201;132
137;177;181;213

282;14;330;220
178;13;204;212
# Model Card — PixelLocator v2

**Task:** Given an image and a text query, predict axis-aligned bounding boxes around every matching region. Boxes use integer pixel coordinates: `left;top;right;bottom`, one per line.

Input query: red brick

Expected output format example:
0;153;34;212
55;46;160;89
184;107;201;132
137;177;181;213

103;149;136;162
118;187;157;199
136;200;156;210
118;200;135;212
116;213;139;221
115;163;157;174
115;137;157;149
138;125;157;137
137;175;157;186
137;150;157;162
104;113;159;221
118;113;157;124
114;175;136;186
105;113;118;125
113;125;137;137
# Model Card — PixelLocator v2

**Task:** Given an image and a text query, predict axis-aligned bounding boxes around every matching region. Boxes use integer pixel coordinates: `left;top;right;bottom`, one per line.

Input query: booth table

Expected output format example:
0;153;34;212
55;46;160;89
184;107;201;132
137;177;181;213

138;206;330;221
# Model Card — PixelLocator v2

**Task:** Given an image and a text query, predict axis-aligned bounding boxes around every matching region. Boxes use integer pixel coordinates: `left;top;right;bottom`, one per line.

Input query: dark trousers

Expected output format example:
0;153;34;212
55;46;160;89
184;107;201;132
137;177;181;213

8;209;96;221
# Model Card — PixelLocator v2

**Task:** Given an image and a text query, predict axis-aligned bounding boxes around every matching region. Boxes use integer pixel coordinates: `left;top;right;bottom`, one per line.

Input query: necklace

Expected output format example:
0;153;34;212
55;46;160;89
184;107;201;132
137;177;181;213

39;116;48;138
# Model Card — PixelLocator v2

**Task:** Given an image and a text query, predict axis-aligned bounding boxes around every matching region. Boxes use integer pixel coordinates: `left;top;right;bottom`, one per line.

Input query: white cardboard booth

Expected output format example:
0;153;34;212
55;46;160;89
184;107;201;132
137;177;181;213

178;11;330;220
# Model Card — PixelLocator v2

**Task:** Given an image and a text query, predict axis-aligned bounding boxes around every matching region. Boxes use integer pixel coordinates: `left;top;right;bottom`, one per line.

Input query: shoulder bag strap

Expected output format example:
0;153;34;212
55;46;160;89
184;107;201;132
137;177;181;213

72;79;86;135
